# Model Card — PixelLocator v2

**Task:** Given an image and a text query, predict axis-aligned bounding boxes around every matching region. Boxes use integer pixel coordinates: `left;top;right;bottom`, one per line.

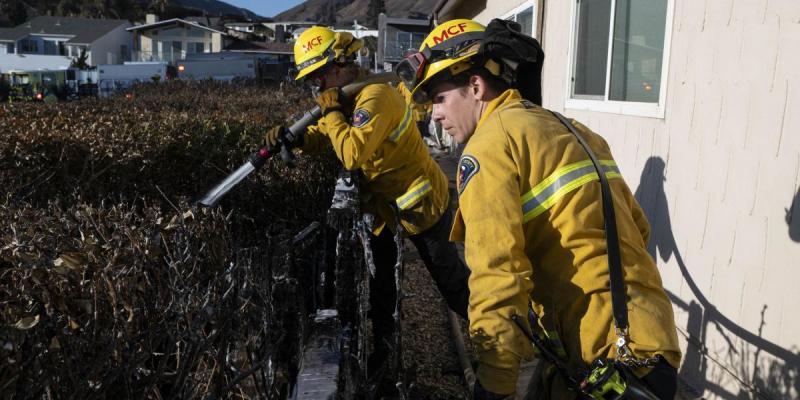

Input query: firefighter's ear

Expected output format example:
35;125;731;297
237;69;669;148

469;74;489;101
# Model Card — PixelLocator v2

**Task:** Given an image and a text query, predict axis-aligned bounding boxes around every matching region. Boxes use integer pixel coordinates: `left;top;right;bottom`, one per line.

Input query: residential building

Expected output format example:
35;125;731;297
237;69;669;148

127;15;230;65
377;14;429;71
262;21;319;42
224;22;274;41
432;1;800;399
0;16;132;70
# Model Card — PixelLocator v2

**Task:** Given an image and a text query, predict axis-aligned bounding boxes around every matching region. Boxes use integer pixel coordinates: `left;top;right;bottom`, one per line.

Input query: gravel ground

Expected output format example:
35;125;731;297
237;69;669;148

401;243;472;400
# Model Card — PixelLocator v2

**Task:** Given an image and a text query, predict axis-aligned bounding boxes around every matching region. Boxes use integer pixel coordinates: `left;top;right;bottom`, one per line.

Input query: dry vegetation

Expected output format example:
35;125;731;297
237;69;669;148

0;81;341;399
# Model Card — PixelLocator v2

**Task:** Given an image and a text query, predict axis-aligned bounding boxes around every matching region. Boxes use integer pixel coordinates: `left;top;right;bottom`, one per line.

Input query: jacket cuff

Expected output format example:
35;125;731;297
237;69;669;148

476;362;519;396
321;110;347;132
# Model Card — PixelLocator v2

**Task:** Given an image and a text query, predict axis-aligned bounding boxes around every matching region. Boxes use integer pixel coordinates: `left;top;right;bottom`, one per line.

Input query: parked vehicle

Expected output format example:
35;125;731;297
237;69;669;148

176;58;257;81
177;52;292;82
96;62;175;97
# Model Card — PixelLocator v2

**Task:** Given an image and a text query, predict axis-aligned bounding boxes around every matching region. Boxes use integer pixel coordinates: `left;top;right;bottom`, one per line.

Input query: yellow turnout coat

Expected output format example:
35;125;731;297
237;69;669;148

451;89;681;395
301;82;449;235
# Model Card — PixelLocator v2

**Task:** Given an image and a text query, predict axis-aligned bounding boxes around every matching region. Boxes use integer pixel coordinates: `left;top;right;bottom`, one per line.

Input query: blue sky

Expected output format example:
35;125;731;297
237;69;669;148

226;0;306;18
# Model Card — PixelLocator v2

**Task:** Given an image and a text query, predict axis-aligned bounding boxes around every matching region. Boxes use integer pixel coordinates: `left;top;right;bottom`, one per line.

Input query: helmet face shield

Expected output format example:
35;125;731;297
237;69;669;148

396;51;427;90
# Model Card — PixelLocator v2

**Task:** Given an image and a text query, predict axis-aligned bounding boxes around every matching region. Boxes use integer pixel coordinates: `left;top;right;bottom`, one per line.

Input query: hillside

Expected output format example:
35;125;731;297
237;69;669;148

0;0;263;27
172;0;261;19
275;0;436;27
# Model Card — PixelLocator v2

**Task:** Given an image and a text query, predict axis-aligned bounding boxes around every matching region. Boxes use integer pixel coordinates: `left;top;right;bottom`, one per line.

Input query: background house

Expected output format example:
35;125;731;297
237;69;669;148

127;15;230;65
224;22;274;42
0;16;132;71
433;0;800;399
376;13;429;71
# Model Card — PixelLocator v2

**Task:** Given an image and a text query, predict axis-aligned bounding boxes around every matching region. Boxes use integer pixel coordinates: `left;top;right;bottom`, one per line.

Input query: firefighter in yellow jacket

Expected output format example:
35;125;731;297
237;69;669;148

400;19;681;399
396;80;433;138
265;26;471;367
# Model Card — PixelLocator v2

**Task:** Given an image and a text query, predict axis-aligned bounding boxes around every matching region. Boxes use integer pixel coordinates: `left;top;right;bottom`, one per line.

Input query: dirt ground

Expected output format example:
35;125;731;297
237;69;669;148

401;252;471;399
398;151;473;399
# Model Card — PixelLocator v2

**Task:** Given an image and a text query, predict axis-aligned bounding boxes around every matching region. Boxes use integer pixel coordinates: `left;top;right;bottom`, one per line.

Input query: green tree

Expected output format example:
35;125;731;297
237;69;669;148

70;48;89;69
1;0;29;25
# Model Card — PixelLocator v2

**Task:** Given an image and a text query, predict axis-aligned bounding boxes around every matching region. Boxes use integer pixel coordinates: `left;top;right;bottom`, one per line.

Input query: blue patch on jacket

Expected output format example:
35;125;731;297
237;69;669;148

458;155;480;194
352;108;370;127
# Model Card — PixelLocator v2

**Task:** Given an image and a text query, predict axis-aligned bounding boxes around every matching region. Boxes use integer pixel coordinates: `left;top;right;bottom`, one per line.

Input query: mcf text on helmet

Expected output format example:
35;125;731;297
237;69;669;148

303;36;324;52
432;23;469;45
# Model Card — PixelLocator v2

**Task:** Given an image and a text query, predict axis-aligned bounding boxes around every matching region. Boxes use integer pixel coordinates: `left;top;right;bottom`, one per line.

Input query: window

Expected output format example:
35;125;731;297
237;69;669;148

503;2;537;37
187;26;206;38
187;42;204;54
120;45;130;62
19;39;38;53
396;32;425;54
567;0;673;117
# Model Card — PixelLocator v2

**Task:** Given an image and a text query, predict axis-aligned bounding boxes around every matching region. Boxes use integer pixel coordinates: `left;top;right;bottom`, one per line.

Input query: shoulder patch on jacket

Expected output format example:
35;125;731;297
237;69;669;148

458;155;480;194
352;108;370;127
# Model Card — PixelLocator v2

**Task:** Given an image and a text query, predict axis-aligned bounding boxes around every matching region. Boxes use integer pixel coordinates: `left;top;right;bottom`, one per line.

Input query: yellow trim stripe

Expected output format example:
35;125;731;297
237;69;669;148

388;105;414;143
521;160;620;223
396;179;432;210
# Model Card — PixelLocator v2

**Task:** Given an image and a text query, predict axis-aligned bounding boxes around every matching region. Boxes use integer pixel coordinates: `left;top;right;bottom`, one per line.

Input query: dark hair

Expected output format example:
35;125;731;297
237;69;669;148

449;66;510;95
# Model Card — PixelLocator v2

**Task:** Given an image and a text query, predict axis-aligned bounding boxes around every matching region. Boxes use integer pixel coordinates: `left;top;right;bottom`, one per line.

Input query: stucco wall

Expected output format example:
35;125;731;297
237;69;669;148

436;0;799;397
540;1;800;398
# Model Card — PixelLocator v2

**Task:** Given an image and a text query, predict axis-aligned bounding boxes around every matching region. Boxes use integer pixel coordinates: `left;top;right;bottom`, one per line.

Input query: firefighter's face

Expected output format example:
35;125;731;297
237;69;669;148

429;79;483;144
310;64;351;91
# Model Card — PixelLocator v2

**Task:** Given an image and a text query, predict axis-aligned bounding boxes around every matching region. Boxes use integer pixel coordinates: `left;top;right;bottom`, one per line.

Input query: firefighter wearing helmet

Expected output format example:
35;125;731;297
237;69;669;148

398;19;682;399
264;25;471;375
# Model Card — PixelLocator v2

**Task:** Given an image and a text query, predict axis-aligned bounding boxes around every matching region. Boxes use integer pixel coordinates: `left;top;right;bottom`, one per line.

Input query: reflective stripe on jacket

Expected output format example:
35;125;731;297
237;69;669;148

301;82;448;235
450;89;681;395
396;81;432;122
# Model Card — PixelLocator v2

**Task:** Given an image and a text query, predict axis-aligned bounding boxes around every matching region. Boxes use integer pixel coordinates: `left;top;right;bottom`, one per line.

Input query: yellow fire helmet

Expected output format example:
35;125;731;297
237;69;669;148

406;19;486;100
293;26;363;81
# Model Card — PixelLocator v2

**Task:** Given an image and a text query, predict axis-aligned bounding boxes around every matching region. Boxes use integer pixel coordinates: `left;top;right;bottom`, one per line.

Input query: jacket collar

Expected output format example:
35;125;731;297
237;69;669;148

475;88;523;131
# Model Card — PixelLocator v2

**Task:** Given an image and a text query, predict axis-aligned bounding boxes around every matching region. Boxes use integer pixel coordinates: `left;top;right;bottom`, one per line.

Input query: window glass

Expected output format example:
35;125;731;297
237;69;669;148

186;26;206;38
608;0;667;102
516;6;534;36
44;40;57;55
20;39;39;53
187;42;204;53
573;0;611;97
159;27;185;37
571;0;668;105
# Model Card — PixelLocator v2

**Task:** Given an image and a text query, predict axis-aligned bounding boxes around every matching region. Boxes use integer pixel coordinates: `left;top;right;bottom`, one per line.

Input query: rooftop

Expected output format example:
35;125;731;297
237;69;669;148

0;16;131;44
127;18;227;35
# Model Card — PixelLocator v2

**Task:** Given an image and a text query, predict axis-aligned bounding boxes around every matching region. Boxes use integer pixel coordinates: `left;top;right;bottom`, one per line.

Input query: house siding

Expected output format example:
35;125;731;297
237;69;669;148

87;22;132;65
543;1;800;398
437;0;800;398
135;24;219;63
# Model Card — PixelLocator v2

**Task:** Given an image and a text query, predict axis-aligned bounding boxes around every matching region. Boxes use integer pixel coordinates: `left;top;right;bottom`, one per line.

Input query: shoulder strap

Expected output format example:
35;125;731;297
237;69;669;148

550;111;629;332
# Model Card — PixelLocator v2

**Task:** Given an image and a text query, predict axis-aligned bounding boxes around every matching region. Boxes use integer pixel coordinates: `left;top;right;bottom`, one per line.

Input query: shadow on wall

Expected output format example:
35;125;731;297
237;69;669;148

787;187;800;242
634;157;800;400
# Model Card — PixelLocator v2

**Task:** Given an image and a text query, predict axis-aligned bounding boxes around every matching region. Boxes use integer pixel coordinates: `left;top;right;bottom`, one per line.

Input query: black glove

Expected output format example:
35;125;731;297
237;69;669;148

473;380;514;400
263;126;302;149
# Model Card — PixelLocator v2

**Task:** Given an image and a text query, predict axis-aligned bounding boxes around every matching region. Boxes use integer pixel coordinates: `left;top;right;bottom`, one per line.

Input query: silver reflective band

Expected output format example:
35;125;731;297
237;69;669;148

297;54;327;71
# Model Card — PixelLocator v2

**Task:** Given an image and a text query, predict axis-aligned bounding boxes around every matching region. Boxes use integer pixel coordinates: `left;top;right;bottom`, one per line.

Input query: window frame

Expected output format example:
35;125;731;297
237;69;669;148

501;1;539;38
565;0;675;118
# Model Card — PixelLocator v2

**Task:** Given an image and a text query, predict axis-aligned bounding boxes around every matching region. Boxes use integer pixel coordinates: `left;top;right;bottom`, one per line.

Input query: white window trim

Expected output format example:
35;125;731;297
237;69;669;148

564;0;675;119
501;1;538;38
